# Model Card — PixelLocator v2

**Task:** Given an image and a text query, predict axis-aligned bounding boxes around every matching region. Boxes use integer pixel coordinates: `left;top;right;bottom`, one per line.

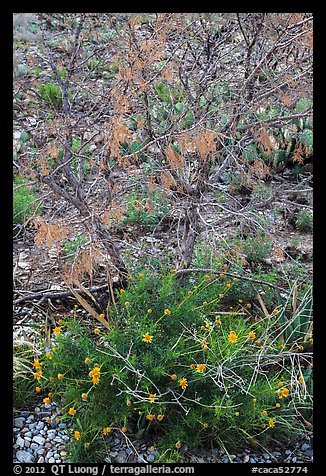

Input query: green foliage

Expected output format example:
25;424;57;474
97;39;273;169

13;344;38;409
235;234;273;264
250;184;273;204
274;284;313;347
118;190;169;231
38;82;63;110
13;176;40;232
63;234;88;261
295;209;313;232
35;268;311;462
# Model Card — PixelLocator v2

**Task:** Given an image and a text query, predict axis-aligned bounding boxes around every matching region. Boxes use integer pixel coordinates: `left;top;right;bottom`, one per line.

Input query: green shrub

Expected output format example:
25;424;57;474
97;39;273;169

236;234;273;264
63;234;88;261
13;176;40;233
117;191;169;231
295;209;313;232
35;268;312;462
13;343;38;409
38;82;63;110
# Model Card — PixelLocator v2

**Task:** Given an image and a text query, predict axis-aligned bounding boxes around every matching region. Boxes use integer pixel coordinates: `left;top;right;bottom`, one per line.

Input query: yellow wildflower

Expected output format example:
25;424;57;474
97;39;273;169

102;427;111;435
147;308;152;313
226;283;232;288
85;357;90;365
299;375;304;383
204;274;210;280
275;403;281;408
48;392;53;398
196;364;206;373
235;412;240;417
139;273;145;279
125;302;130;307
164;309;171;315
233;277;238;282
35;386;41;393
53;327;62;334
142;332;153;343
262;410;268;416
93;328;101;335
146;414;155;421
203;422;209;428
33;371;43;381
282;388;289;397
121;426;127;433
43;397;51;405
157;415;164;421
179;378;188;390
81;393;88;401
119;289;125;294
248;331;256;340
45;352;52;359
33;359;42;369
216;320;222;326
190;364;196;370
171;374;177;380
57;373;64;380
228;331;238;343
252;398;257;403
68;407;76;415
74;431;81;440
149;393;156;403
175;441;182;449
268;419;275;428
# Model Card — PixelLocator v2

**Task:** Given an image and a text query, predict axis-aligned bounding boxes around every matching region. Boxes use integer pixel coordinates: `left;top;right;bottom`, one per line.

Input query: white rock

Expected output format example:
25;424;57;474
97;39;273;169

32;435;45;446
16;436;25;448
37;456;45;463
16;450;34;463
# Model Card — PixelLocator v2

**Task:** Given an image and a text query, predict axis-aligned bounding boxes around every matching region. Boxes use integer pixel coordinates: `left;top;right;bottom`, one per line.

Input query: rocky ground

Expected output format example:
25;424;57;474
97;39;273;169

13;401;313;464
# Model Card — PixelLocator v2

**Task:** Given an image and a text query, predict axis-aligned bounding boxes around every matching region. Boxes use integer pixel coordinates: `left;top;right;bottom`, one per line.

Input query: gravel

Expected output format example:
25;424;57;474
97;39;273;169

14;402;313;464
13;402;69;464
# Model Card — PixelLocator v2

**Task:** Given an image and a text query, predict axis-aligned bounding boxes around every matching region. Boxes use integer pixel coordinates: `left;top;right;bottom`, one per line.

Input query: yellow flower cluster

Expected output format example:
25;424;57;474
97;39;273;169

277;387;290;399
89;366;101;385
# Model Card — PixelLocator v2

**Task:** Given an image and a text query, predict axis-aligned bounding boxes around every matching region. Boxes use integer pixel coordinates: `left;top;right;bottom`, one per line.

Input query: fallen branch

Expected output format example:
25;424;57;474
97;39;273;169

175;268;290;294
13;284;108;306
